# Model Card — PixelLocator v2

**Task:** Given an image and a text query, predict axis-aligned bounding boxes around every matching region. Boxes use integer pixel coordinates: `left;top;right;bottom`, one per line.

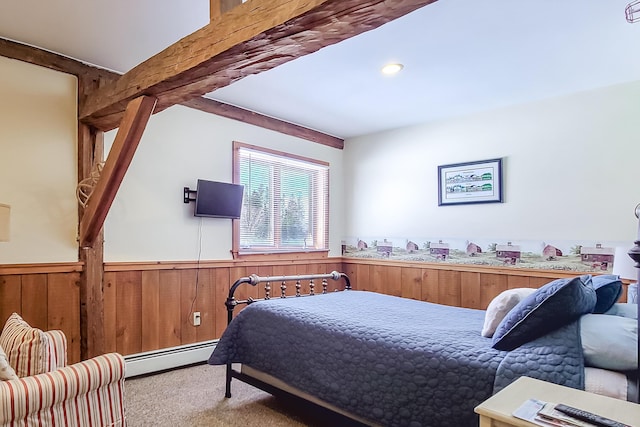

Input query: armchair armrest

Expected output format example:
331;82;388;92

0;353;126;427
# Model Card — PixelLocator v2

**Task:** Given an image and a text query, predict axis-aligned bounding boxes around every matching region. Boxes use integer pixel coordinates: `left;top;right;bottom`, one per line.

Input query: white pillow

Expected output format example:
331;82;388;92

604;303;638;319
481;288;536;338
580;313;638;371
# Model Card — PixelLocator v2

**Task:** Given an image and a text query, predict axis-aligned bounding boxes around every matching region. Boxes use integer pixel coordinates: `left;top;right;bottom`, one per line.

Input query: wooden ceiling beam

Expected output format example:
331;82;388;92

79;0;438;132
181;97;343;149
0;38;119;83
79;96;157;248
0;37;343;147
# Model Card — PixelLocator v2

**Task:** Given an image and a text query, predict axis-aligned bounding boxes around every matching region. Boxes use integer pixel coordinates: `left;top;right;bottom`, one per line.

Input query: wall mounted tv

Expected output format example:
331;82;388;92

194;179;244;219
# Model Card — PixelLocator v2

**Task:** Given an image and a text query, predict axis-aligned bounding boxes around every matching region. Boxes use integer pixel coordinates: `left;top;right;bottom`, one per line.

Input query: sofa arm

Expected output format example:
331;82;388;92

0;353;126;427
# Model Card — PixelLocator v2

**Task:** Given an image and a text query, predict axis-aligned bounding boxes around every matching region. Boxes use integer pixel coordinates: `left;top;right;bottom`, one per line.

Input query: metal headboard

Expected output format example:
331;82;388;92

224;271;351;325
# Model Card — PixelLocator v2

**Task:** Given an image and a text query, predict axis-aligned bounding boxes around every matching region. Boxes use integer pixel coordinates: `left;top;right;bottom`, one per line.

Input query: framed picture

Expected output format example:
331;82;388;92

438;158;503;206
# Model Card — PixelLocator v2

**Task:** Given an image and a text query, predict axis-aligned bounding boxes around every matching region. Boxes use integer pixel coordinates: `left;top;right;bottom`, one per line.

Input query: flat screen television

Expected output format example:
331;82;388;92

194;179;244;219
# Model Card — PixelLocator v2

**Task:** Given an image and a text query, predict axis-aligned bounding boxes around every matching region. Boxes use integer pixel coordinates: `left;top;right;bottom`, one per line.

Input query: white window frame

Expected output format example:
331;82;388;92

232;141;329;259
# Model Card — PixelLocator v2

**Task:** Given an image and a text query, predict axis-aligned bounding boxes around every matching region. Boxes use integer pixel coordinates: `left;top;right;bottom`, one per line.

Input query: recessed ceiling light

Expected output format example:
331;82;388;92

381;63;404;75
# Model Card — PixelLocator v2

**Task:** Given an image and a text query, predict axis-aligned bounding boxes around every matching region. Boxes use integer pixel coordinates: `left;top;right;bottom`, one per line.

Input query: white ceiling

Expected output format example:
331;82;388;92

1;0;639;139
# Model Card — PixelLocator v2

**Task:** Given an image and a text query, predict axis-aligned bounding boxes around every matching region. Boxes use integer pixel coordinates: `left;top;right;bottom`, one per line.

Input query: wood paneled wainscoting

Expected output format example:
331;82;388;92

1;258;628;366
0;263;83;364
103;259;344;357
342;258;630;309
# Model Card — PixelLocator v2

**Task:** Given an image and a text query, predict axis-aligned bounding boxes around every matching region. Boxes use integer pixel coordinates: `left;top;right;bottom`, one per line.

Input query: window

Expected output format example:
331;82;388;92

232;142;329;257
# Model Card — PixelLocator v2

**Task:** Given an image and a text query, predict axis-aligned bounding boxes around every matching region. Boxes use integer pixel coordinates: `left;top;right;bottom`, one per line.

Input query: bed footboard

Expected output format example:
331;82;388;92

225;270;351;325
223;271;351;398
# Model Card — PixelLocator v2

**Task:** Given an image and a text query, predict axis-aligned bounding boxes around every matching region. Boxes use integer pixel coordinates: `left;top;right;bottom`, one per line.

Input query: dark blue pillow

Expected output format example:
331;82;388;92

591;274;623;314
491;275;596;351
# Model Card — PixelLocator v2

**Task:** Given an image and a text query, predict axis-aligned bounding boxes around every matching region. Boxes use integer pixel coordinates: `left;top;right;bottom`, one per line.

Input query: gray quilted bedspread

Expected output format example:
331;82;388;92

208;291;584;427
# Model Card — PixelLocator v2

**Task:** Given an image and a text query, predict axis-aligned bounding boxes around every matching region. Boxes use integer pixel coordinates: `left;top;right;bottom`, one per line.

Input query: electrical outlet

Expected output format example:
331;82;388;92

193;311;201;326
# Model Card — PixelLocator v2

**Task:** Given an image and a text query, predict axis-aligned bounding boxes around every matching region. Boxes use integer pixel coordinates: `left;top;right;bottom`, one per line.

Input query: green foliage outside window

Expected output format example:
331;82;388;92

237;145;328;252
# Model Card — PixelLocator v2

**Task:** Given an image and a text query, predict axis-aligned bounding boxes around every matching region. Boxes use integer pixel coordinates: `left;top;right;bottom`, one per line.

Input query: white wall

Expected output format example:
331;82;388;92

344;80;640;248
4;54;638;265
103;105;345;262
0;56;344;265
0;56;78;263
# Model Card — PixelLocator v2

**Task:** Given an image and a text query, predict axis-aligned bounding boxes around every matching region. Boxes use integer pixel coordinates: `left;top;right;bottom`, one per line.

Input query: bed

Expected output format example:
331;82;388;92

208;271;639;427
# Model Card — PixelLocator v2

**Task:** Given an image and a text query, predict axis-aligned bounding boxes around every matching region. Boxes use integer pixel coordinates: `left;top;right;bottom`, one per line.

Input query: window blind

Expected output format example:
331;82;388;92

237;145;329;252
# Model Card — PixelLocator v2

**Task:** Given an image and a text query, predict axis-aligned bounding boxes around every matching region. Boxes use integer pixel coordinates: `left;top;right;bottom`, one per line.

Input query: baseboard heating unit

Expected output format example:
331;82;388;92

124;340;217;378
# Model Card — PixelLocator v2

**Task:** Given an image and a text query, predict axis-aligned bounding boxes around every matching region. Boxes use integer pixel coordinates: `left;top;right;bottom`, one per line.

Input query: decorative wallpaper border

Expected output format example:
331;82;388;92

341;236;634;273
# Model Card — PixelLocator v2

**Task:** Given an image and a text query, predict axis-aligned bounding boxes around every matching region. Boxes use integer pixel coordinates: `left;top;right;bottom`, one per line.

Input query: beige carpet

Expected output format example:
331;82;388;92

124;363;366;427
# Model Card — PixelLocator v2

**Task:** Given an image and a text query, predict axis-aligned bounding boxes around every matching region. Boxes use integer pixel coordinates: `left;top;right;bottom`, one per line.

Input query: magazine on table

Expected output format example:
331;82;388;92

512;399;631;427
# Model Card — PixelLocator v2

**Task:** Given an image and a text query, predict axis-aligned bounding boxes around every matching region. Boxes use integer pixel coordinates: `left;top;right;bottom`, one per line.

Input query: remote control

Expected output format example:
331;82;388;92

554;404;631;427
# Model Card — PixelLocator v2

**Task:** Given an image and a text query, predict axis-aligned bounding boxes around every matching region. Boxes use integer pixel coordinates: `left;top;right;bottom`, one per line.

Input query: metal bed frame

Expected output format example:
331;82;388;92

223;271;352;399
219;246;640;406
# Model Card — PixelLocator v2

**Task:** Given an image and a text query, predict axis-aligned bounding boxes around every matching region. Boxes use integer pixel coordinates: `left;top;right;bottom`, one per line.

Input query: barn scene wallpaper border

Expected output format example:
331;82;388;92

341;236;634;273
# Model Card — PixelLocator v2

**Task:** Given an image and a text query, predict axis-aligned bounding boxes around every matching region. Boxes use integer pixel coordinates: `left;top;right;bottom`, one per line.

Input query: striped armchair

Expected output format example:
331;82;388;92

0;313;126;427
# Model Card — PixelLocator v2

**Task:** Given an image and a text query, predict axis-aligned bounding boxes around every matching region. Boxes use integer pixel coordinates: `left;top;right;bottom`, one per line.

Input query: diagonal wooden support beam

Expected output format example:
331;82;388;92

79;95;157;248
79;0;438;131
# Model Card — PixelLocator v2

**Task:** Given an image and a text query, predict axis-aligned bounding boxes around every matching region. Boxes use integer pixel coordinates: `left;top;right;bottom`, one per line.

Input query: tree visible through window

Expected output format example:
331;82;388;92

233;142;329;254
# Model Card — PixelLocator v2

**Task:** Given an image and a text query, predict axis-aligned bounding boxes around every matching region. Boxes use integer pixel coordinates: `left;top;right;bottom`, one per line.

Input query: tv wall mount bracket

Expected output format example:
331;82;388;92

183;187;197;204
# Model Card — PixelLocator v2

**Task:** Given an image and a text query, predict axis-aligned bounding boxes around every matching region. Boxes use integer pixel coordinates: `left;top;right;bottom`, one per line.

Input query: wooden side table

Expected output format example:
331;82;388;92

474;376;640;427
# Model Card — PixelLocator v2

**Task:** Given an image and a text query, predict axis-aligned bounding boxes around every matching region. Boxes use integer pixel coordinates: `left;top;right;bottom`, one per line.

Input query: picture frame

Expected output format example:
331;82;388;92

438;158;503;206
